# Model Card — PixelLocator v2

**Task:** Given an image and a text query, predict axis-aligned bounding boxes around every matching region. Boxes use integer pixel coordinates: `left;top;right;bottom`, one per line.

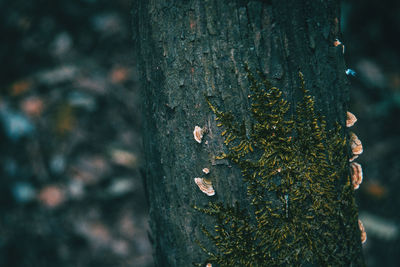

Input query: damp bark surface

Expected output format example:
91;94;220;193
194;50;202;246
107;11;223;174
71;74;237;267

132;0;365;266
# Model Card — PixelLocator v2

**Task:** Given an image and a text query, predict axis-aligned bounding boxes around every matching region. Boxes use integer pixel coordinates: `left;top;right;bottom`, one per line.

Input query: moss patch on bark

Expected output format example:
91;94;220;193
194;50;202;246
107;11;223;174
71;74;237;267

194;68;360;266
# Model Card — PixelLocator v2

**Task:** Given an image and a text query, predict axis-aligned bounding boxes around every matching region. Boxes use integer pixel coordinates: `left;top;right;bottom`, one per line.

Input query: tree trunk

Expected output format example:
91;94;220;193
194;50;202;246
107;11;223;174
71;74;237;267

132;0;365;266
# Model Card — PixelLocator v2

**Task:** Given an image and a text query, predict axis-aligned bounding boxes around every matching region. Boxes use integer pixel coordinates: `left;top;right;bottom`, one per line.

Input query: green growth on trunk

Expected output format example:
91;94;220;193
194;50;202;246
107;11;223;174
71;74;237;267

194;68;360;266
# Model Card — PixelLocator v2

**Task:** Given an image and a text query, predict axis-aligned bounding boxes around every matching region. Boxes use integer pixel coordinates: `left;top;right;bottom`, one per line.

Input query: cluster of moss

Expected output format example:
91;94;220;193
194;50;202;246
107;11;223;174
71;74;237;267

194;68;360;266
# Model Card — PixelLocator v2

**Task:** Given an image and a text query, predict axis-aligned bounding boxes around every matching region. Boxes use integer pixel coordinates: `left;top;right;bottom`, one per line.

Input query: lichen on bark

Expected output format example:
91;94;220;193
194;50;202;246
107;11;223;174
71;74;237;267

194;68;360;266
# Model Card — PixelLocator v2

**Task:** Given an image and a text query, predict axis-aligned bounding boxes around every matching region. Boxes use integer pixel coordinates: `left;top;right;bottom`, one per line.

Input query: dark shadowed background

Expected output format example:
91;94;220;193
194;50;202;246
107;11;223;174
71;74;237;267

0;0;398;266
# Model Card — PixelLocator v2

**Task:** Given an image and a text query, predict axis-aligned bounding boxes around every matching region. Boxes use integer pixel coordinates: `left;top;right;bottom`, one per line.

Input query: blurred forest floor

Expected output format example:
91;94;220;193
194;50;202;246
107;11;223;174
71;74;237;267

0;0;399;266
343;0;400;266
0;0;153;266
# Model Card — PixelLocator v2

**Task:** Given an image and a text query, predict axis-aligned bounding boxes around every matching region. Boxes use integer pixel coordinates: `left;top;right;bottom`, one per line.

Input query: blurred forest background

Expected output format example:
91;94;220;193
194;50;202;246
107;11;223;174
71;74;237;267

0;0;398;266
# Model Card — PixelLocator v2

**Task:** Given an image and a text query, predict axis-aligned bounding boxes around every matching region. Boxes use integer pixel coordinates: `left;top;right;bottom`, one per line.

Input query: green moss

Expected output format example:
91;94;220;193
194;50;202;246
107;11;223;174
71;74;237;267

194;68;360;266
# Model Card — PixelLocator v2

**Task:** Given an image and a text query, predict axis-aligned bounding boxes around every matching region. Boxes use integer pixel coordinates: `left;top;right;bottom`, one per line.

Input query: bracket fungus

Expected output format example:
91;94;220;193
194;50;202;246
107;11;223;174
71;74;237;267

194;178;215;196
193;126;205;143
350;162;363;190
334;38;345;54
346;111;357;127
359;219;367;244
202;168;210;174
349;132;363;162
349;154;359;162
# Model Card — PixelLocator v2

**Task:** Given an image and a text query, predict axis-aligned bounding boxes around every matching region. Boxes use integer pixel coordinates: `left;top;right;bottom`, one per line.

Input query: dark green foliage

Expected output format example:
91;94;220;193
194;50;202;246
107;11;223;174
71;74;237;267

195;69;360;266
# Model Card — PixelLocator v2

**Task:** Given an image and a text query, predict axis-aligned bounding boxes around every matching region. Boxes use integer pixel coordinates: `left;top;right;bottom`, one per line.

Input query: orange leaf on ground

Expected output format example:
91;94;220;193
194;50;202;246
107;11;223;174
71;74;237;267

21;96;44;117
110;66;129;84
10;79;32;96
38;185;65;208
364;182;387;198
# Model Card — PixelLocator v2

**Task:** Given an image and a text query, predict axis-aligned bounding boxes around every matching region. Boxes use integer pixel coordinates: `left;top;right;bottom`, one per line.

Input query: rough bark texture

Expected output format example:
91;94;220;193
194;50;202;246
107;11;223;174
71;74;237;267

132;0;364;266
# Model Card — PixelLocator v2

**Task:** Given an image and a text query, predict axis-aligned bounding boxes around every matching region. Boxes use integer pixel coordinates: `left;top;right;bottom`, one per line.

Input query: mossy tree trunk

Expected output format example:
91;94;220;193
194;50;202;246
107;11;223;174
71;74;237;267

132;0;365;266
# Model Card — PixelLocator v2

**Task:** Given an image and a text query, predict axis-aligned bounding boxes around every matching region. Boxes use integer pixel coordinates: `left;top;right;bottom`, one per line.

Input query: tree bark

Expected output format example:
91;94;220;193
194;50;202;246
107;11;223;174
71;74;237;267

132;0;365;266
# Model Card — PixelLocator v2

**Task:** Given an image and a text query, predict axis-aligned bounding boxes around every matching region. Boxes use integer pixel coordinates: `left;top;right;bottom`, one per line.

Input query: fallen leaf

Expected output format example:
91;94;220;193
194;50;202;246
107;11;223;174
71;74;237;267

364;182;387;198
38;185;65;208
10;79;32;96
54;104;75;135
21;96;44;117
110;66;129;84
